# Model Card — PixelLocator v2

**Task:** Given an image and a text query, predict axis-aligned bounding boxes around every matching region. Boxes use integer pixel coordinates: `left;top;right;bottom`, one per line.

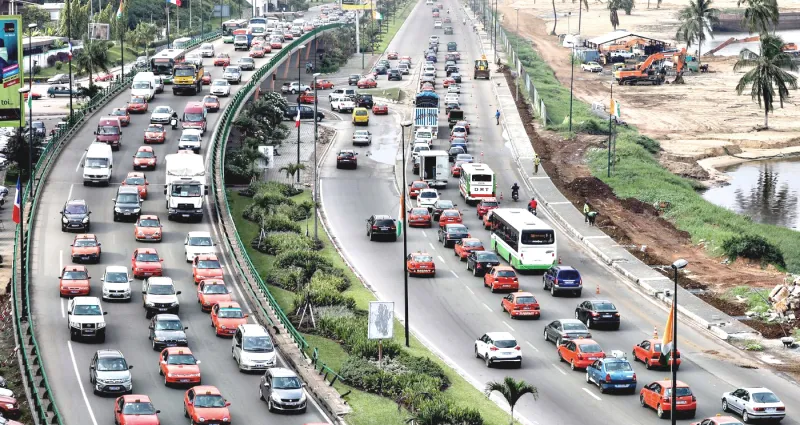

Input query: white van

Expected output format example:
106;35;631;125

131;72;156;100
232;324;277;371
83;143;113;186
292;18;305;26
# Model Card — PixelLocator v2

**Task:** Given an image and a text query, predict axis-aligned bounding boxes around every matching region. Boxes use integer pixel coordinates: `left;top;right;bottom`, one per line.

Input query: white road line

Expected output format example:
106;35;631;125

482;303;492;312
75;152;86;173
502;321;515;331
450;270;458;278
67;341;99;425
582;387;602;401
421;230;427;237
429;242;435;250
59;250;65;318
466;286;475;295
67;184;74;201
526;341;539;352
438;255;445;263
551;363;567;375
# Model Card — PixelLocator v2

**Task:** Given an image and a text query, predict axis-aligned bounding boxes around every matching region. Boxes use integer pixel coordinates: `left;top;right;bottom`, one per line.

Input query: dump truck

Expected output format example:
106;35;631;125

164;153;207;221
474;55;490;80
172;62;204;95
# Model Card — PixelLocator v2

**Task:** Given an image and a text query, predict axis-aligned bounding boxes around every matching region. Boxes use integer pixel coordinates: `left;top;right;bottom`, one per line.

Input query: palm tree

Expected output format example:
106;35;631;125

577;0;589;34
734;34;798;129
738;0;779;35
675;0;720;65
279;163;306;182
74;38;111;85
550;0;557;35
485;377;539;425
608;0;622;30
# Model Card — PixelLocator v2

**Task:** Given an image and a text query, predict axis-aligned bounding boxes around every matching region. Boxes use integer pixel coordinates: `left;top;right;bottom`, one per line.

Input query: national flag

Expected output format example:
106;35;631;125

12;177;21;225
397;197;404;237
117;0;124;19
168;0;182;6
27;89;32;112
68;41;73;59
612;100;621;118
294;107;301;128
660;301;675;364
373;10;383;19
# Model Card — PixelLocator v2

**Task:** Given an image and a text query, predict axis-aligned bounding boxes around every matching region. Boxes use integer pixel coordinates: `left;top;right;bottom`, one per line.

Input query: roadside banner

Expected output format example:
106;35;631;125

0;16;24;128
342;0;374;10
660;301;675;363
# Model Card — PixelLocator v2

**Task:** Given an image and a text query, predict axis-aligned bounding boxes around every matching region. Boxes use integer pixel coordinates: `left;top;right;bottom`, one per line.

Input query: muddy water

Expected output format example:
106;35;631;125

702;159;800;229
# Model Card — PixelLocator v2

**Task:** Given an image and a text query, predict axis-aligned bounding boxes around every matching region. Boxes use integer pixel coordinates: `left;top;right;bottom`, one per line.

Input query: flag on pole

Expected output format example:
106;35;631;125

12;177;21;225
373;10;383;19
294;108;301;128
117;0;124;19
659;301;675;364
397;197;404;237
609;97;621;118
68;40;73;59
169;0;182;6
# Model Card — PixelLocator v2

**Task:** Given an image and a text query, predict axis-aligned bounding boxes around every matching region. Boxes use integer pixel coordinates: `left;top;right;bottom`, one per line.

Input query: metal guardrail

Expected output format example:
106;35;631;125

209;23;346;382
11;30;221;425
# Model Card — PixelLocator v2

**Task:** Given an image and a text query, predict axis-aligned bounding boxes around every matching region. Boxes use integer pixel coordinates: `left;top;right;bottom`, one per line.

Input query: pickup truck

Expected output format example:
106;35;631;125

47;86;89;98
331;95;355;112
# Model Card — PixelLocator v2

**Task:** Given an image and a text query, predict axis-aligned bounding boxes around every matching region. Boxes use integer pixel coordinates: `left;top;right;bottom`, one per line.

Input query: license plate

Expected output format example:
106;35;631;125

82;256;90;260
615;384;628;388
676;401;686;405
502;284;510;288
180;379;190;383
182;214;190;218
70;290;78;294
166;343;176;346
158;308;168;311
523;307;531;310
766;408;776;413
589;357;598;360
380;227;389;230
603;314;612;318
92;180;99;184
84;331;95;335
108;386;121;391
145;236;153;239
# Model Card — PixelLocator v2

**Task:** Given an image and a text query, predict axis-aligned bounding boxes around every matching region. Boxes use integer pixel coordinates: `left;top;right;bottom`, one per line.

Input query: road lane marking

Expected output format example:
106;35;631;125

438;255;444;263
75;152;86;173
582;387;602;401
450;270;458;278
429;242;435;250
551;363;567;375
465;286;475;295
67;341;99;425
67;184;73;201
421;230;427;237
502;321;515;331
482;303;492;312
526;341;539;352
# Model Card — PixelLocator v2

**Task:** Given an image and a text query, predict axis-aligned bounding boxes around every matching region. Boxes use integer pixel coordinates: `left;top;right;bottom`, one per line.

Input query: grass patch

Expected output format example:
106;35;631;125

356;87;402;102
30;46;141;80
374;0;415;53
723;286;771;313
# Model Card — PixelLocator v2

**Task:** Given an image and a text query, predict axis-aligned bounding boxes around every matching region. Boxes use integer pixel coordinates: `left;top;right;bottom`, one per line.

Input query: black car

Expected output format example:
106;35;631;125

373;65;388;75
284;105;325;121
438;223;469;248
61;199;91;232
575;300;620;330
149;314;189;351
348;74;361;85
543;265;583;296
432;199;456;221
543;319;591;345
356;94;374;109
451;72;462;83
388;69;402;81
367;214;397;241
31;121;47;138
466;250;501;276
336;150;358;169
448;146;465;162
446;66;459;77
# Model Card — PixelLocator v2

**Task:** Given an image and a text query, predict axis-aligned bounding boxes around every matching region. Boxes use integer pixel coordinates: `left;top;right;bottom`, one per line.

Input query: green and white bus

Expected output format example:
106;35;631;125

172;37;192;50
459;163;495;204
150;48;186;84
489;208;557;270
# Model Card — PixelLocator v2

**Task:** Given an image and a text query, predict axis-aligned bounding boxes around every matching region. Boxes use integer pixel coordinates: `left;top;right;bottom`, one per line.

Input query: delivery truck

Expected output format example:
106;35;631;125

164;153;207;221
418;150;449;188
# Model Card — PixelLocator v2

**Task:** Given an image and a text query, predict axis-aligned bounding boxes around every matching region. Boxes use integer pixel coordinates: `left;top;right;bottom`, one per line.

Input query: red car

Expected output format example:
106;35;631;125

451;161;464;177
432;11;439;17
387;51;399;60
127;96;149;113
284;31;294;40
477;197;500;218
192;254;224;284
313;79;335;89
210;302;248;336
214;54;230;66
557;338;605;370
114;395;160;425
443;77;456;88
197;279;232;312
409;181;429;199
372;103;389;115
400;55;412;63
203;95;221;112
95;73;114;82
122;171;149;199
408;207;432;228
640;380;697;419
406;252;436;277
501;292;540;319
161;348;201;386
483;266;519;292
134;215;163;242
184;386;230;424
270;40;283;49
133;146;157;170
438;209;463;227
632;339;681;370
24;91;42;101
144;124;166;144
202;72;212;85
131;248;163;279
357;78;377;89
111;108;131;126
454;238;483;260
420;82;435;92
298;92;316;104
250;46;267;58
0;395;21;419
59;265;91;297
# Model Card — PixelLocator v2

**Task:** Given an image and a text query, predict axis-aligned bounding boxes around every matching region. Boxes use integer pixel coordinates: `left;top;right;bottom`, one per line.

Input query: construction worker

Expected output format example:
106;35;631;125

534;154;541;174
495;109;501;125
587;210;598;226
583;201;590;223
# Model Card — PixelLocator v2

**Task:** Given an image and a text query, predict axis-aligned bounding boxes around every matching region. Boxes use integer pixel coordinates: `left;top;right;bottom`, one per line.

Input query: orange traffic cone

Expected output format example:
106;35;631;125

596;284;600;294
653;326;658;339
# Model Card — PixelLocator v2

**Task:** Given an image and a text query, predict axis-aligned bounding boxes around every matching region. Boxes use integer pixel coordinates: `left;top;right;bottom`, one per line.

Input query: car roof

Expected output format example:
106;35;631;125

126;171;145;177
652;380;689;388
239;323;268;335
118;186;140;194
554;265;577;272
104;265;129;273
512;291;534;297
96;349;124;358
196;254;219;261
182;129;203;135
63;265;87;272
480;197;498;202
268;367;298;378
740;387;774;393
164;347;194;355
188;231;212;237
153;314;180;321
485;331;515;340
492;266;515;272
372;214;393;220
146;277;173;286
217;302;242;309
139;214;159;220
73;296;101;305
560;318;584;325
66;199;87;205
121;394;153;403
74;233;97;240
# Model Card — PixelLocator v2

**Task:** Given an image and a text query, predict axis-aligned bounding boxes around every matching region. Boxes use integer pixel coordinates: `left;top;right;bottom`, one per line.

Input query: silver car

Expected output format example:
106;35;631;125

238;57;256;70
543;319;591;345
722;387;786;423
149;314;188;351
89;349;133;395
223;66;242;84
259;367;307;413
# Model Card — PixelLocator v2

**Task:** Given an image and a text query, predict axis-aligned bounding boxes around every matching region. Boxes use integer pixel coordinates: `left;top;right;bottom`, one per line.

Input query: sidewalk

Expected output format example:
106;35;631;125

463;6;758;341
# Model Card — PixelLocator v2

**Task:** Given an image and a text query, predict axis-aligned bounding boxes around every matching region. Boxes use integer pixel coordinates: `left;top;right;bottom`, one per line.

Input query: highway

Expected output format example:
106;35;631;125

318;1;800;424
29;15;333;425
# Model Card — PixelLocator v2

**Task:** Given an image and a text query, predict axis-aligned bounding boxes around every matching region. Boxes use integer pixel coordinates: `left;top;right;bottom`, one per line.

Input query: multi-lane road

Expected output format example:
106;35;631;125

29;15;333;425
318;1;800;424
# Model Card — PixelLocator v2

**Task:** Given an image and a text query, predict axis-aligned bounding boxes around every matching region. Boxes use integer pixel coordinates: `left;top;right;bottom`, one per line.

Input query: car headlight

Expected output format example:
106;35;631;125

300;392;307;402
138;231;145;237
220;325;227;329
167;373;174;378
69;321;79;328
153;337;163;342
114;207;121;213
62;217;68;223
170;302;179;307
271;392;281;401
198;418;205;423
133;208;141;213
145;302;155;307
97;322;106;329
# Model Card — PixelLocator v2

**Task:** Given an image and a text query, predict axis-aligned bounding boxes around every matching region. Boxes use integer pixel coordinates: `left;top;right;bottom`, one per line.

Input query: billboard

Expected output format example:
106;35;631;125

342;0;374;10
0;17;23;128
367;301;394;340
89;23;111;40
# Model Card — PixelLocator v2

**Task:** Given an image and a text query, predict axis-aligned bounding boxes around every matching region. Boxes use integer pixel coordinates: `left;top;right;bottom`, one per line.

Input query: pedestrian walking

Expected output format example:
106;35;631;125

534;154;541;174
583;201;590;223
587;210;598;226
495;109;501;125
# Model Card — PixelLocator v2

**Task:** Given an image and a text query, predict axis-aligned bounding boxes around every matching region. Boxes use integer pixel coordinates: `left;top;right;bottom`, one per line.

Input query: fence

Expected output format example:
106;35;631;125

10;30;221;425
209;24;346;384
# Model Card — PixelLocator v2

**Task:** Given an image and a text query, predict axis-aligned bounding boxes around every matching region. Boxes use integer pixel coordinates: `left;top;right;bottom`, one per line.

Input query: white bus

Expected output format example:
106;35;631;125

489;208;557;271
248;23;267;35
173;37;192;50
459;163;495;204
149;49;186;84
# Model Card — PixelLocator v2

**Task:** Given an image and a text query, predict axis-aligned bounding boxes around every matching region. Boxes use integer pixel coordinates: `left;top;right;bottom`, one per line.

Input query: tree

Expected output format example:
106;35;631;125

738;0;779;35
577;0;589;34
550;0;557;35
484;377;539;425
734;34;798;129
74;38;112;85
21;4;51;28
279;163;305;181
127;23;157;57
608;0;622;30
620;0;635;15
233;93;289;149
4;128;43;180
675;0;720;65
58;0;90;39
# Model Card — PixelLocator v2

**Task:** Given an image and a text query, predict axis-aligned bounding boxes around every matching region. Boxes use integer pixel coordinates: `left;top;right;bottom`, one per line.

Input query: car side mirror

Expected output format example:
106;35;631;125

184;327;189;330
160;360;166;364
128;365;133;370
149;325;154;329
93;131;97;135
145;182;150;185
103;312;108;315
160;259;164;262
116;408;122;413
155;410;160;414
176;291;182;295
302;383;307;388
196;360;201;364
90;365;95;370
225;401;231;407
111;198;116;202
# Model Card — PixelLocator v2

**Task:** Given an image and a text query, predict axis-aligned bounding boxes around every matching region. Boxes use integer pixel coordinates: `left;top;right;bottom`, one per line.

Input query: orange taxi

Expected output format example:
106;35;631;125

159;347;201;386
134;215;163;242
483;266;520;292
372;104;389;115
387;51;399;59
357;77;377;89
640;380;697;419
203;95;220;112
122;172;149;200
442;77;456;88
144;124;166;144
438;209;463;227
111;108;131;126
133;146;157;170
197;279;232;312
183;386;230;424
477;197;500;218
250;46;267;58
131;248;163;279
202;72;212;85
632;339;681;370
59;265;91;297
192;254;224;284
283;31;294;40
689;416;741;425
313;79;334;89
406;252;436;277
408;207;432;228
557;338;606;370
409;181;429;199
113;395;160;425
482;210;495;230
501;292;540;319
95;73;114;82
71;234;102;263
214;54;230;66
127;96;149;114
210;302;248;336
298;92;316;104
451;161;463;177
454;238;484;260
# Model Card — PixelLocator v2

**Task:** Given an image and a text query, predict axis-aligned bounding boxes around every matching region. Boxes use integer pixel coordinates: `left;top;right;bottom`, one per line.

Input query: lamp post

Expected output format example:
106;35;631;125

27;23;36;189
569;43;574;132
492;0;497;64
295;44;306;183
312;72;320;241
18;86;30;320
66;0;73;122
670;258;688;425
514;8;519;100
400;119;413;347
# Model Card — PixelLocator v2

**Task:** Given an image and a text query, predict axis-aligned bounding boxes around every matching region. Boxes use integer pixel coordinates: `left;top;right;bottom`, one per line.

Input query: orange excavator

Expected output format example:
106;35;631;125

614;48;687;86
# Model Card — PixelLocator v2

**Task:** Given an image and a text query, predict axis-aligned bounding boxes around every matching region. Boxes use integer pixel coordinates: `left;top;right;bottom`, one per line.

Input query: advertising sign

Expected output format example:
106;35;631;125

89;23;111;40
342;0;374;10
367;301;394;340
0;16;23;128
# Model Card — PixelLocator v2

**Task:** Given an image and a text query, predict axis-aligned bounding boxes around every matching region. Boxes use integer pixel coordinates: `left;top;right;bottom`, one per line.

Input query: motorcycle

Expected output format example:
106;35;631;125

170;117;178;130
511;190;519;202
528;206;537;216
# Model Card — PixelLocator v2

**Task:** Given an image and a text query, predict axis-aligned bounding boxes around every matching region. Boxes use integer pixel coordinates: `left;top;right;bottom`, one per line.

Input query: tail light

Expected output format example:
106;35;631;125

591;311;599;317
691;396;696;402
476;264;482;269
753;407;765;412
663;396;670;403
514;305;520;310
489;346;498;351
579;279;583;286
533;305;540;310
514;346;521;351
372;226;378;230
614;313;620;317
632;373;637;382
777;407;786;411
513;278;518;282
553;279;558;286
605;374;611;382
577;353;583;360
390;227;396;230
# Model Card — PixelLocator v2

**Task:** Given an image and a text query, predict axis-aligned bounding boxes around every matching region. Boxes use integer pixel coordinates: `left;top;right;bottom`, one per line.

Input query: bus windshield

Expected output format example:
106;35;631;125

151;59;174;75
521;230;555;245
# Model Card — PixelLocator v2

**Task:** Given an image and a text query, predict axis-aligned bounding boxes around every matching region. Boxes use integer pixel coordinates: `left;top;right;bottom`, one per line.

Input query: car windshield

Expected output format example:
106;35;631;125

521;230;555;245
73;304;101;315
126;177;145;185
146;126;162;133
273;376;302;389
449;226;468;234
243;336;274;352
213;81;227;86
122;402;156;415
181;134;201;142
131;97;145;104
185;113;204;122
752;392;781;403
204;97;218;103
497;270;516;277
578;343;603;353
194;394;225;408
605;361;632;372
419;192;437;198
593;302;617;311
112;110;126;116
476;253;498;261
464;240;482;248
166;354;196;365
482;201;498;207
437;201;454;209
74;239;97;247
197;260;221;269
203;284;227;294
355;110;367;116
218;308;244;318
138;218;159;227
443;211;459;217
189;236;213;246
97;125;119;135
118;193;139;204
175;68;195;77
136;150;154;158
156;319;183;331
154;106;171;114
137;253;160;262
412;183;427;189
516;296;536;304
172;184;202;197
105;272;128;283
411;208;428;215
97;357;128;371
412;255;432;262
63;270;89;280
563;323;586;331
86;158;110;168
665;387;693;397
147;284;173;295
494;339;517;348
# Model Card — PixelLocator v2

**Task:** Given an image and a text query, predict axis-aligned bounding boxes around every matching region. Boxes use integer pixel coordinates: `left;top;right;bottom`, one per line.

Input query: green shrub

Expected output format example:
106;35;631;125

254;190;293;210
55;60;63;70
317;314;402;359
257;181;303;197
628;134;661;155
721;234;785;269
264;267;306;291
396;352;449;388
292;271;355;311
242;204;267;223
415;396;484;425
338;356;444;398
570;119;610;135
275;250;336;279
261;232;316;255
264;214;301;233
275;203;310;221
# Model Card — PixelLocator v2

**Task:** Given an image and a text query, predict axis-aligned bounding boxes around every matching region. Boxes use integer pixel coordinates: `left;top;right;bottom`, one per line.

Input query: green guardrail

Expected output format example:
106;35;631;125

209;23;346;380
11;29;222;425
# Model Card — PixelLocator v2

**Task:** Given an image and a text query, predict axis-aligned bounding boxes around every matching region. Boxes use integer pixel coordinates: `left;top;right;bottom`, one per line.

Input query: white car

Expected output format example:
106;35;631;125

721;387;786;423
210;79;231;97
101;266;132;301
153;76;164;93
142;277;181;318
352;130;372;146
447;84;461;94
434;20;443;29
149;105;174;124
282;82;312;94
610;51;635;59
423;65;436;74
178;129;203;153
475;331;521;368
411;142;430;159
581;61;602;72
398;63;410;75
451;126;468;139
331;95;355;112
444;94;459;104
67;296;107;342
185;231;216;262
416;188;439;209
429;35;440;44
199;42;215;57
232;324;277;372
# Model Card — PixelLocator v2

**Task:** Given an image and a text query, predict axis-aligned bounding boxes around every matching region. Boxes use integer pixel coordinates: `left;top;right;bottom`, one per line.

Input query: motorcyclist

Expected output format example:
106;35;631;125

528;197;538;215
305;62;313;73
511;183;520;200
170;111;179;129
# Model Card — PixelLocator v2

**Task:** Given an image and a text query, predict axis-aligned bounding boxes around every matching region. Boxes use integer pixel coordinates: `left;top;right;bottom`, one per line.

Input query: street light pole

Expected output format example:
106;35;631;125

27;24;36;196
670;259;687;425
18;86;30;320
492;0;497;64
312;72;320;241
296;44;306;184
400;120;413;347
514;8;519;100
569;44;574;132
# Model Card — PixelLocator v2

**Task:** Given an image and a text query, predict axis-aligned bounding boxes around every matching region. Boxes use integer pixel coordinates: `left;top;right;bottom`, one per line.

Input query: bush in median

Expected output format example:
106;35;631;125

292;271;356;312
317;313;402;359
260;232;316;255
264;214;302;233
265;266;306;292
338;355;443;397
275;250;347;281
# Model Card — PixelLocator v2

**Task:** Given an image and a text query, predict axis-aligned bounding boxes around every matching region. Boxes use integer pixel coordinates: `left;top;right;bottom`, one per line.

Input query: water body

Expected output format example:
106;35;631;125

702;159;800;229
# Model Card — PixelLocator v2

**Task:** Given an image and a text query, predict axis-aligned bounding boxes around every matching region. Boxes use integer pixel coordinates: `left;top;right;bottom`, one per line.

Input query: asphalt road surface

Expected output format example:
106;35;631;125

30;17;333;425
318;1;800;424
